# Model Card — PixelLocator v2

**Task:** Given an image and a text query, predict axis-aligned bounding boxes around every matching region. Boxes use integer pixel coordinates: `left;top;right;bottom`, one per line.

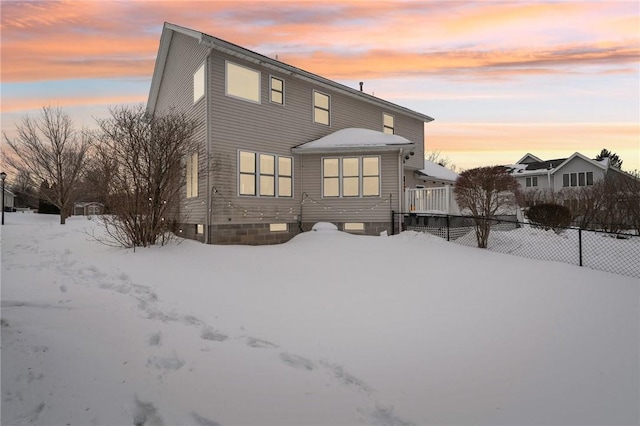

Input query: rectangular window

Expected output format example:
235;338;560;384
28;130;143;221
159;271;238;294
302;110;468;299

323;158;340;197
362;156;380;196
270;223;287;232
342;157;360;197
186;152;198;198
259;154;275;197
322;156;380;198
270;76;284;104
193;63;205;103
344;223;365;232
525;176;538;187
239;151;293;197
196;224;204;235
563;172;594;187
313;91;330;125
239;151;256;195
226;61;260;103
278;156;292;197
586;172;594;185
383;113;395;134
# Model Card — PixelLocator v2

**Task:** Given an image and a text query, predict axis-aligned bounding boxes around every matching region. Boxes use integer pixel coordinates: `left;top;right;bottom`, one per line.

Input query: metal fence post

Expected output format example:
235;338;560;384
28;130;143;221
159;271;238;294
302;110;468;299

578;228;583;267
446;215;450;241
391;211;395;236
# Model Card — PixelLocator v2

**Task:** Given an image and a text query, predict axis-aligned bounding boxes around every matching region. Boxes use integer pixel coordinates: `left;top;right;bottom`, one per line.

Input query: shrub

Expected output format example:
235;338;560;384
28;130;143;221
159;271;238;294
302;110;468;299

527;203;572;232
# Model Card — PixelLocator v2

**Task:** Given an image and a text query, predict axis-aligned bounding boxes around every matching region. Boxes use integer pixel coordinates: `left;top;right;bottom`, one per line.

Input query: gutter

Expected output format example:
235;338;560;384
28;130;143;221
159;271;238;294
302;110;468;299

292;143;415;155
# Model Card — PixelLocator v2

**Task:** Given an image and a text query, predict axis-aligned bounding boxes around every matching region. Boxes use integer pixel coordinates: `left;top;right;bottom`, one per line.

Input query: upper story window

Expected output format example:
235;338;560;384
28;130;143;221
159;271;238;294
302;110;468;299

322;156;380;198
525;176;538;187
239;150;293;197
562;171;594;187
270;76;284;104
186;152;199;198
383;113;395;134
313;91;330;125
226;61;260;103
193;63;205;103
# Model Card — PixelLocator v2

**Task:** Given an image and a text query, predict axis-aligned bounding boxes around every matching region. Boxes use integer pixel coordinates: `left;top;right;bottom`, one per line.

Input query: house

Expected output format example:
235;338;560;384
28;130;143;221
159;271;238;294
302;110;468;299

3;188;15;212
147;23;435;244
508;152;611;191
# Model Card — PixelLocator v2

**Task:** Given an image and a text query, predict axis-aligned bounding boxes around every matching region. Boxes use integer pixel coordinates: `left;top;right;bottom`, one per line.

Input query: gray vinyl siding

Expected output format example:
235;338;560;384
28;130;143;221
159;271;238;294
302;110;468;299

206;50;423;225
552;157;605;189
299;152;400;223
154;32;209;225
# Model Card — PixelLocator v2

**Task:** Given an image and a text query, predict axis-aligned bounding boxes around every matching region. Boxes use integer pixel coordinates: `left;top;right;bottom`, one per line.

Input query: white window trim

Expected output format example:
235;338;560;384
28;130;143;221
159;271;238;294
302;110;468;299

562;171;594;187
322;156;381;198
225;60;261;104
344;222;365;232
237;150;294;198
269;223;288;232
313;90;331;126
269;75;285;105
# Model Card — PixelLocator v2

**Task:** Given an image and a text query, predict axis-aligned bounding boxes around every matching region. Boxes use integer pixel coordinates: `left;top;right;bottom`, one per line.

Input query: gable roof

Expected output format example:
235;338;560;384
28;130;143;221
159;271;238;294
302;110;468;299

415;160;459;183
508;152;610;176
292;128;414;154
148;23;435;124
516;153;543;164
551;152;608;174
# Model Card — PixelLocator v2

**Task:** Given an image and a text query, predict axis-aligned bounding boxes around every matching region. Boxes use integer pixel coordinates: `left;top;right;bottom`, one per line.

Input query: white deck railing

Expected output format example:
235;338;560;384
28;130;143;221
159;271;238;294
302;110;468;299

405;186;458;214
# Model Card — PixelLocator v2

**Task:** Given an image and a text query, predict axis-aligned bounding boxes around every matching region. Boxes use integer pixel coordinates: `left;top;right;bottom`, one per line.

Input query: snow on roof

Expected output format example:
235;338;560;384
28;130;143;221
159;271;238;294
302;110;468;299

293;128;414;152
417;160;459;183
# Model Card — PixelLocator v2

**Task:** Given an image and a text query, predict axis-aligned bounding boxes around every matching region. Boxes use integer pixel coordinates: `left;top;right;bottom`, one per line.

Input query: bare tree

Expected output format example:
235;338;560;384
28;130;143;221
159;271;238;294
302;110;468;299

425;150;457;172
3;106;91;224
94;105;198;248
454;166;520;248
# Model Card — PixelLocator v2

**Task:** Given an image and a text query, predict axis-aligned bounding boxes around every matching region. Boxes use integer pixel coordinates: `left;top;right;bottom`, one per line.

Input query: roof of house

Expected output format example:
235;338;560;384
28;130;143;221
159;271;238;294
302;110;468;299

508;152;610;176
415;160;459;183
148;23;435;124
292;128;414;154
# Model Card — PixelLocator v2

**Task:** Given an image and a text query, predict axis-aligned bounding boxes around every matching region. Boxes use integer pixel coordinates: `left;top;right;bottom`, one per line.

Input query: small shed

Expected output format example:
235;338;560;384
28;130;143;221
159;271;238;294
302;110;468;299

73;202;104;216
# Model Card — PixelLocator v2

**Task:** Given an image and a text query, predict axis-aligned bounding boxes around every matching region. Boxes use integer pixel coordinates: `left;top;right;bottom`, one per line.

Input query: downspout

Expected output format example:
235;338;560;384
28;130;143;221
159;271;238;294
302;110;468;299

398;148;404;232
204;47;212;244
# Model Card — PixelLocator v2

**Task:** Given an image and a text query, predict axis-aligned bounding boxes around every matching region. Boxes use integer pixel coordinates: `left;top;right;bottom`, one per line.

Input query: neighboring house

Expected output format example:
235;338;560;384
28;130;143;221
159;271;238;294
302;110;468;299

507;152;611;191
147;23;435;244
3;188;15;212
73;202;104;216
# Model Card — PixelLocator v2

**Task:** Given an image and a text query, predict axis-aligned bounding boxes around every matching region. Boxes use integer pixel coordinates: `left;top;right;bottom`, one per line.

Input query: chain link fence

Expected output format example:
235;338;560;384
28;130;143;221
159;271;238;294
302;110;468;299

396;213;640;278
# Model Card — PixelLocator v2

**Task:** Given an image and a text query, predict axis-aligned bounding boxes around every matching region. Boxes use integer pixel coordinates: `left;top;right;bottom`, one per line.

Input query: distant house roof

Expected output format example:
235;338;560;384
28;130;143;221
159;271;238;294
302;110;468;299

507;152;609;176
416;160;459;184
148;23;435;124
292;128;414;154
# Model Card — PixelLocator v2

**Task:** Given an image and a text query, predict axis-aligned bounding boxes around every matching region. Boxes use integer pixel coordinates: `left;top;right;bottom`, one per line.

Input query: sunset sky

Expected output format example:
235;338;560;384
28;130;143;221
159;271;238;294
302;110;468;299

2;0;639;171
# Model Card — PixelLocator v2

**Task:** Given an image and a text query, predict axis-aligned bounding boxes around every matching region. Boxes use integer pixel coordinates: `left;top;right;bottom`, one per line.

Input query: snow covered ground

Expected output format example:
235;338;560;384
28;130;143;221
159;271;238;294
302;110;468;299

1;213;638;426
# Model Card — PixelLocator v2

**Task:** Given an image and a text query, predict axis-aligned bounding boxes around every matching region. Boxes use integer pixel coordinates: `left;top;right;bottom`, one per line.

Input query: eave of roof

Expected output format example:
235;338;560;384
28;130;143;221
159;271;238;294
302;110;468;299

148;23;435;124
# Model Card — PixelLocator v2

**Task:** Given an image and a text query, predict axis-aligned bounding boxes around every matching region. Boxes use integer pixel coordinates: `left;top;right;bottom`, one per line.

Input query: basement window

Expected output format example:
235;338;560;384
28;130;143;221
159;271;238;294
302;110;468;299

270;223;287;232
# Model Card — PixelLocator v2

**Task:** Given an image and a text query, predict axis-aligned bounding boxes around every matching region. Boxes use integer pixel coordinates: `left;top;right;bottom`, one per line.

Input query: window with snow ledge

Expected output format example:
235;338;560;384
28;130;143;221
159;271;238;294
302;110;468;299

322;156;380;198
